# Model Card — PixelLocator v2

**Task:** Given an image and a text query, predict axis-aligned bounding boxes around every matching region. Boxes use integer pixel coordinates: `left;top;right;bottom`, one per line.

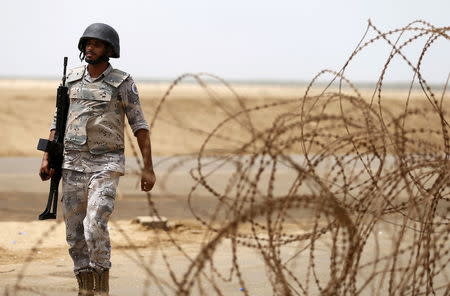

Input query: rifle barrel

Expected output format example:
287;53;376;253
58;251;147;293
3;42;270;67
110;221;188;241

62;57;68;86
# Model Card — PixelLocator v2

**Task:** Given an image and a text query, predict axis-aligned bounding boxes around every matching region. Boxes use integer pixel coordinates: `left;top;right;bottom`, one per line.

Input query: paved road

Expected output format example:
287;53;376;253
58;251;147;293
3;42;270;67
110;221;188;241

0;157;305;222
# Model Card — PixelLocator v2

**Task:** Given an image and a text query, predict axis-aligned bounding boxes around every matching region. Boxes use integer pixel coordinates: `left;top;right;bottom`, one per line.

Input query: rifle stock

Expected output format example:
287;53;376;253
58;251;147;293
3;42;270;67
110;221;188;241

37;57;69;220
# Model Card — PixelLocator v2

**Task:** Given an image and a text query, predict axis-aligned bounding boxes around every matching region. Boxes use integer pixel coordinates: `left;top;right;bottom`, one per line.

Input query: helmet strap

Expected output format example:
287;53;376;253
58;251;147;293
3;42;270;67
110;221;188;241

79;51;85;62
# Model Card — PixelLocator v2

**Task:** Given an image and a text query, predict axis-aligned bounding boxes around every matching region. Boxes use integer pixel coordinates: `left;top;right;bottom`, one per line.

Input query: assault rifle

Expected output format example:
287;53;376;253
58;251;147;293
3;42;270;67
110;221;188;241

36;57;69;220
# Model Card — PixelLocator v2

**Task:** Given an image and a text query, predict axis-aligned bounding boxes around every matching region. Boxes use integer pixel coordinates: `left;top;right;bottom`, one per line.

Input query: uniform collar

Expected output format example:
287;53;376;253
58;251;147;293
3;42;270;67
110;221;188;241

84;64;113;83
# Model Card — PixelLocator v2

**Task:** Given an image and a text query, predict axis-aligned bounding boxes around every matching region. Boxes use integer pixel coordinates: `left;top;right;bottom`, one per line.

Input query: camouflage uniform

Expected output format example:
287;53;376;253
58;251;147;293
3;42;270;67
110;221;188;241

51;64;149;273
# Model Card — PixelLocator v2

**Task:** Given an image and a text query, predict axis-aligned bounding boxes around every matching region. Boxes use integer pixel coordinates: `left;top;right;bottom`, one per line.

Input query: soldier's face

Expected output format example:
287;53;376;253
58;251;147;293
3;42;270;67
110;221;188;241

85;38;109;64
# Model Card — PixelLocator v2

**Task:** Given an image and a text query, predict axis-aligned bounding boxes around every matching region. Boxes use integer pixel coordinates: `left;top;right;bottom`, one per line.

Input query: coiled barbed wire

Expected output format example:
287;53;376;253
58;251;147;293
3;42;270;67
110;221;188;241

6;20;449;296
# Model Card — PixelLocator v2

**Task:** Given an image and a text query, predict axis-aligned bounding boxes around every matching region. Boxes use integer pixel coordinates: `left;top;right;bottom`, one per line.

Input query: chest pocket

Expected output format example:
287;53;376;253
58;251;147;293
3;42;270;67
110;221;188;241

69;85;113;115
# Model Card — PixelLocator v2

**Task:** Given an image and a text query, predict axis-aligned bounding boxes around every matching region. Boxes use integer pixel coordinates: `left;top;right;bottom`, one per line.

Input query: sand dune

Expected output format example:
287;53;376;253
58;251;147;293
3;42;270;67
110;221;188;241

0;79;440;157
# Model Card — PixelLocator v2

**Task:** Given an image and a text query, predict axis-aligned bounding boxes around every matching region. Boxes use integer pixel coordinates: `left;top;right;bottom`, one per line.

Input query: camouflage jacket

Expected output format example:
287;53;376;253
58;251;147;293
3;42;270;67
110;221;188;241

50;64;149;173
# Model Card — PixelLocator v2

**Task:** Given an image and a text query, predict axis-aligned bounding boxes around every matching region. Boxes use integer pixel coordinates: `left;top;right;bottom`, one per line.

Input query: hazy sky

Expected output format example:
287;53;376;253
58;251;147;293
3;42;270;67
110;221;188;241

1;0;448;83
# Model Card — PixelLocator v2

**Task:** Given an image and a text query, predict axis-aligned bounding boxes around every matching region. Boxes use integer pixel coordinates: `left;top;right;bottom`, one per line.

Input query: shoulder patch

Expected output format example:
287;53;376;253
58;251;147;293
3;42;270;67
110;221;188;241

66;65;85;83
104;69;130;88
131;82;139;95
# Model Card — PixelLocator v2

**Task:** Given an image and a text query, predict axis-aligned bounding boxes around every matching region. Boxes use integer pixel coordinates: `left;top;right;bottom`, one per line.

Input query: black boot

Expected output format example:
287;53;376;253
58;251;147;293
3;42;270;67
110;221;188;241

93;269;109;296
76;270;95;296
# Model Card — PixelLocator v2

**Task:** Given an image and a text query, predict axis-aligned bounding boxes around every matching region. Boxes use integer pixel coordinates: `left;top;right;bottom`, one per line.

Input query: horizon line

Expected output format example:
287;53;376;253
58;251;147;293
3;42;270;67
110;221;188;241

0;75;446;89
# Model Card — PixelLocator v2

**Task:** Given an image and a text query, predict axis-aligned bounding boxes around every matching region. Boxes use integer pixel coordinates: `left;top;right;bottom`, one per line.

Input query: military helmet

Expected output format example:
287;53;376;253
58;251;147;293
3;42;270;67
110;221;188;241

78;23;120;58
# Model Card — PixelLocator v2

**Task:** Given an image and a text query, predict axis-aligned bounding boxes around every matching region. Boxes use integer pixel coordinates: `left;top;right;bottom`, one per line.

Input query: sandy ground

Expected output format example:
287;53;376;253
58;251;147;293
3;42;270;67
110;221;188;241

0;164;317;296
0;80;449;295
0;156;316;295
0;219;327;296
1;155;449;295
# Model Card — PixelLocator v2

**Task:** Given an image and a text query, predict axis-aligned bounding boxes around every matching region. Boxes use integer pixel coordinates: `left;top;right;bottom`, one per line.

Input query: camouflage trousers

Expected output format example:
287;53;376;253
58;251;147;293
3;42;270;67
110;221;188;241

62;169;120;274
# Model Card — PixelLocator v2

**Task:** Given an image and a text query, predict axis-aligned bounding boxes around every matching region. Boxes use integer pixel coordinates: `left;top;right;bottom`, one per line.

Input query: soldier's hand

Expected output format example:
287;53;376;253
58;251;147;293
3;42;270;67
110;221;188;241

141;168;156;192
39;159;54;181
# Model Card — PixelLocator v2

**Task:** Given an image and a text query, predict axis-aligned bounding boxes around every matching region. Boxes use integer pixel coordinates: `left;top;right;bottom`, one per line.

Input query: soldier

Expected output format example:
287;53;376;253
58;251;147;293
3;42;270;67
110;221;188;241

39;23;156;295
